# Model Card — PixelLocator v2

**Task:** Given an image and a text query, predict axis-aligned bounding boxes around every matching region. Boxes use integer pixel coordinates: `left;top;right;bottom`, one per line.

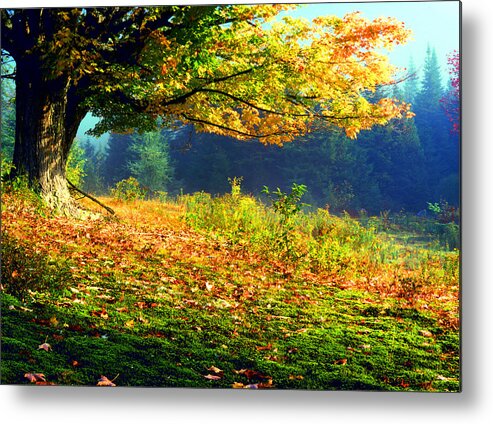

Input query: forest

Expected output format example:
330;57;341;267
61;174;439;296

1;5;459;391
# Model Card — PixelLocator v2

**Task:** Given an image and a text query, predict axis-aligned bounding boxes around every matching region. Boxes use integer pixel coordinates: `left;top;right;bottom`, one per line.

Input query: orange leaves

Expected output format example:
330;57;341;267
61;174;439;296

91;307;109;320
172;9;411;144
24;373;46;383
345;127;360;140
97;375;117;387
24;373;57;385
232;369;274;389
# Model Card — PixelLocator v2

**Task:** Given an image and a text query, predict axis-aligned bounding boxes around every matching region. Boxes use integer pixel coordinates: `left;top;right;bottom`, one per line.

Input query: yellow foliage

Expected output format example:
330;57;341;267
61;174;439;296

33;6;412;142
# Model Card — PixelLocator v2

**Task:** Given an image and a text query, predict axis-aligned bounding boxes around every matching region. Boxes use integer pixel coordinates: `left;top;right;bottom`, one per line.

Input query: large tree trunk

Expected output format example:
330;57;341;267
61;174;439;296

11;56;87;215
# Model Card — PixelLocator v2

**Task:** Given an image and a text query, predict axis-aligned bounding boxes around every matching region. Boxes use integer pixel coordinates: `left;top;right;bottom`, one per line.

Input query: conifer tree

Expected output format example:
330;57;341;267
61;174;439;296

128;131;173;194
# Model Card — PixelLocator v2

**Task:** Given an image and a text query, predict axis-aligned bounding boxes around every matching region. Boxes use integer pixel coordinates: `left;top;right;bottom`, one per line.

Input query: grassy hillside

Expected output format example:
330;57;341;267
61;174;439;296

1;183;460;391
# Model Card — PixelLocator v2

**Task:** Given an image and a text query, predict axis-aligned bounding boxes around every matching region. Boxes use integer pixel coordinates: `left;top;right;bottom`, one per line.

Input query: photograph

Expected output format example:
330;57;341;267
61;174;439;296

1;1;461;394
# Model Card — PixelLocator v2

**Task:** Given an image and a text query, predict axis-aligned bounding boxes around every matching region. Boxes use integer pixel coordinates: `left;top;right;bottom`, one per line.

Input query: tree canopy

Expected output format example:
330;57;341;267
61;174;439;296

2;5;412;142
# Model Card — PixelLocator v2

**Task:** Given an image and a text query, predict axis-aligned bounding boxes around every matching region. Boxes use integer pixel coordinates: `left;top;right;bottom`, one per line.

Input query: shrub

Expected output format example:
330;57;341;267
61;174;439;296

183;183;276;254
111;177;146;201
262;183;309;261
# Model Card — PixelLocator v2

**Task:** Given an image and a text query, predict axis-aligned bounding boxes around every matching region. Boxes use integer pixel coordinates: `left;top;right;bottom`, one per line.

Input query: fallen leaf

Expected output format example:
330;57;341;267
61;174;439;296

400;379;410;388
35;381;56;386
256;343;272;351
97;375;116;387
11;270;19;278
234;369;271;380
258;379;274;389
207;366;223;375
232;382;259;389
203;374;221;380
137;314;149;324
205;282;213;291
68;324;84;332
334;358;347;365
289;375;304;380
91;308;109;319
38;343;52;352
24;373;46;383
419;330;434;338
19;306;33;312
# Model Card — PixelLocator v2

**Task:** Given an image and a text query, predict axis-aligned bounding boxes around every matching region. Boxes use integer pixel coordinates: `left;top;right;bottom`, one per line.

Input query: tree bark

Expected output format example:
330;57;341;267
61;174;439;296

11;55;87;215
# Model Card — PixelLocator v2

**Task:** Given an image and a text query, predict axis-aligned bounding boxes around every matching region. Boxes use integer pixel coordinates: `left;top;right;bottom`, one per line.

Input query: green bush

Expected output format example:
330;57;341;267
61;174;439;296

183;185;276;254
111;177;146;201
262;183;309;261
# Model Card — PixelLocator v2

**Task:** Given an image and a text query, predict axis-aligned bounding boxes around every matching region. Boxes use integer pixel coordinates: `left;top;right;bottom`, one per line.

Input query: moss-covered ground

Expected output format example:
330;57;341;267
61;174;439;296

1;191;460;391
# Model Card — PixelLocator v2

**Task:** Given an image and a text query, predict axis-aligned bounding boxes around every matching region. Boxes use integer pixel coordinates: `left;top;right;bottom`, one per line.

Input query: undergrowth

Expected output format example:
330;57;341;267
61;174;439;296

0;184;460;391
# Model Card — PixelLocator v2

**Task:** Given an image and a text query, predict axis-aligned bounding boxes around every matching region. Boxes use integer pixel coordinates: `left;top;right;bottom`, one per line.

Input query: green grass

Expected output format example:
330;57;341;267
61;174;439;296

0;188;460;391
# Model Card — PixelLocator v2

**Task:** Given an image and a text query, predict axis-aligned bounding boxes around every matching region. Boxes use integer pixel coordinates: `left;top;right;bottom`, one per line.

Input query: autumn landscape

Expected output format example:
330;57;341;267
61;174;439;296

1;3;460;391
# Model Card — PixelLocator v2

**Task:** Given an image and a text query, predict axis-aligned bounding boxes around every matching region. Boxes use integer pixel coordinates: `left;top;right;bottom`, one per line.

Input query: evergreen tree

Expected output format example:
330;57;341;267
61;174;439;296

128;131;173;194
416;46;443;107
414;46;457;205
358;114;426;213
66;140;86;187
280;131;375;212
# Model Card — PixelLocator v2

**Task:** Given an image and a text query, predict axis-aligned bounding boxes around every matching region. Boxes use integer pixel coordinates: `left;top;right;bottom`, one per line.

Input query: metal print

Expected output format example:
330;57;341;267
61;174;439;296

1;1;460;391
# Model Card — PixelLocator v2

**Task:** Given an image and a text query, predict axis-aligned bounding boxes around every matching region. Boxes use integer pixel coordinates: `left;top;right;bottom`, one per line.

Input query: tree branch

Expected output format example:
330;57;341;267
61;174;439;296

161;67;258;107
197;88;312;117
180;113;291;140
1;72;16;79
67;179;115;215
